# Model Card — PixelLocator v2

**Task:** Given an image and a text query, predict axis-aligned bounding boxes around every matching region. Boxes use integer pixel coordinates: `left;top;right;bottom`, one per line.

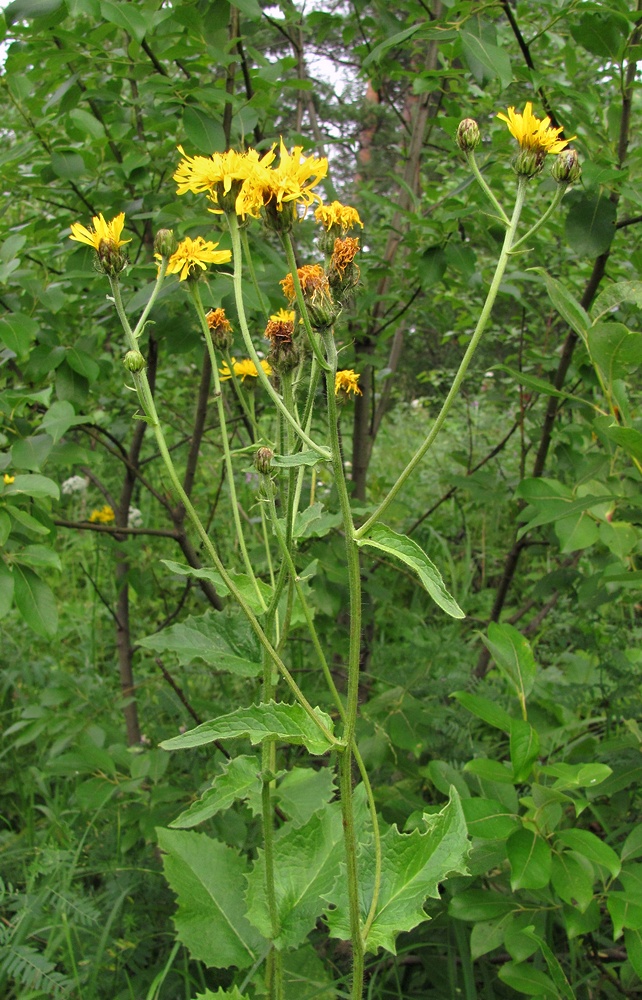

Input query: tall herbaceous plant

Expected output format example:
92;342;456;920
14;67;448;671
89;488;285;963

70;108;579;1000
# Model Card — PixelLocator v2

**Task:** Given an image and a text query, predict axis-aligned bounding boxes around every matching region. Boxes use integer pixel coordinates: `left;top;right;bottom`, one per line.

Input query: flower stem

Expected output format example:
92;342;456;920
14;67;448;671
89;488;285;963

511;183;566;250
466;151;511;225
132;259;168;339
355;177;528;540
281;231;332;372
240;227;270;320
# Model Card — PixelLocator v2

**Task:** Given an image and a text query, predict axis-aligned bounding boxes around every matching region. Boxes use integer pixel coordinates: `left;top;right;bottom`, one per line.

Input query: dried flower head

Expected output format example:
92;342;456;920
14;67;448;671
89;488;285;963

264;309;295;344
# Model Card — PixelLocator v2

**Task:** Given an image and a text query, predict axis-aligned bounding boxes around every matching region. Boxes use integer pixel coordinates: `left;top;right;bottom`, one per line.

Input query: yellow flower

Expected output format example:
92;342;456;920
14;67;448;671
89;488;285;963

496;102;575;155
89;505;115;524
264;309;295;344
206;308;233;334
335;370;362;396
280;264;329;303
159;236;232;282
315;201;363;232
69;212;131;250
219;357;272;382
174;146;276;212
236;139;328;219
3;473;15;485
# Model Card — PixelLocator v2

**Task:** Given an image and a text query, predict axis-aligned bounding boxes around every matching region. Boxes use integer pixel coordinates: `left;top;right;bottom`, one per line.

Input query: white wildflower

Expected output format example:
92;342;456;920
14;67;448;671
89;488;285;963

62;475;88;495
128;506;143;528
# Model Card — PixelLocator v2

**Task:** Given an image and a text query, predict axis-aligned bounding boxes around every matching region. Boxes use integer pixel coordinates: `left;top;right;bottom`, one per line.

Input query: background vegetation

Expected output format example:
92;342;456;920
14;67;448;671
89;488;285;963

1;0;642;997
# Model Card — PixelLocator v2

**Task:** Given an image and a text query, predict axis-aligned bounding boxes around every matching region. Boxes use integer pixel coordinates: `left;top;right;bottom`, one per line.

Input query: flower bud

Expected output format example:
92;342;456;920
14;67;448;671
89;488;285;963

550;148;581;186
123;349;146;373
96;239;128;276
456;118;481;152
254;447;274;475
153;228;177;259
512;147;546;179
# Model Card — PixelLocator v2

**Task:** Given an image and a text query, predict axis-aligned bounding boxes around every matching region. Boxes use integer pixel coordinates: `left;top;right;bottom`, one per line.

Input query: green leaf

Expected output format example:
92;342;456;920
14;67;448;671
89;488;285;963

229;0;262;19
67;108;106;139
325;790;469;953
592;281;642;322
51;150;86;180
14;544;61;571
6;505;50;536
66;347;100;381
161;560;271;615
588;322;642;389
530;269;590;341
13;565;58;638
183;107;226;154
419;247;447;289
462;797;519;840
40;400;88;443
100;0;147;42
170;756;262;829
507;829;552;891
608;892;642;939
0;314;38;356
4;474;59;500
625;927;642;981
493;364;572;401
554;511;600;553
464;758;515;785
622;825;642;864
556;829;620;878
452;691;513;733
160;702;335;756
4;0;62;23
570;11;629;59
498;960;556;996
361;23;423;69
245;800;344;949
157;828;265;969
461;30;512;89
137;610;262;677
482;622;536;707
271;450;323;468
11;434;53;472
357;524;464;618
565;194;617;257
509;719;540;782
539;762;612;791
597;423;642;463
521;929;576;1000
276;766;337;827
470;918;505;960
0;511;10;546
0;560;14;618
449;888;517;923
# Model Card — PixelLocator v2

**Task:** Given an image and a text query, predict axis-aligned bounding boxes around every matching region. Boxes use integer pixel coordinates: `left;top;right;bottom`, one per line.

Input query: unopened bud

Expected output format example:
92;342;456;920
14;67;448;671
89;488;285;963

512;147;546;179
456;118;481;152
123;349;146;373
96;239;128;276
550;148;581;186
153;229;177;259
254;447;274;475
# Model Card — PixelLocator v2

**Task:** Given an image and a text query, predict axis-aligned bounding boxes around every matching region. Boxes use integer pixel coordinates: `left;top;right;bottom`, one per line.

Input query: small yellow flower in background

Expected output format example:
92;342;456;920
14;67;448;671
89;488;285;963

497;102;575;155
219;358;272;382
89;505;115;524
160;236;232;282
264;309;295;344
335;370;362;396
280;264;329;303
69;212;131;250
3;473;15;485
315;201;363;232
206;308;232;334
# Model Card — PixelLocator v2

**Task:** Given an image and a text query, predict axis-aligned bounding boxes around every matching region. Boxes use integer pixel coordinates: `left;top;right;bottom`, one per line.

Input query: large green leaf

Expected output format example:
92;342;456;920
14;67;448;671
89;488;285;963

182;107;226;154
461;30;512;89
170;756;262;829
100;0;147;42
556;829;620;878
462;798;519;840
509;719;540;782
551;851;594;913
13;564;58;637
245;801;345;949
4;474;59;499
137;610;261;677
276;765;337;827
40;400;88;443
498;960;557;996
325;790;469;953
482;623;536;709
157;828;265;970
565;193;617;257
507;829;552;891
160;702;336;756
531;269;590;341
452;691;513;733
0;313;39;356
356;524;464;618
588;322;642;389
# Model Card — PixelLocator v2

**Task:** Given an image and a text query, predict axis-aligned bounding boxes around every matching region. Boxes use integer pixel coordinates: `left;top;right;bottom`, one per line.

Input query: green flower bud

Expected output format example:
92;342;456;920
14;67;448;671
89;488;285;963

512;147;546;179
550;148;581;186
123;349;146;373
456;118;481;152
96;239;128;277
254;447;274;475
153;228;177;259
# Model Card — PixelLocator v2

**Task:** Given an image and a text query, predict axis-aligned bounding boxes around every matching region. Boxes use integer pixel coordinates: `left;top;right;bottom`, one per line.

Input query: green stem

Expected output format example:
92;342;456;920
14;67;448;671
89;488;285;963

190;283;267;611
226;212;331;459
241;227;270;320
466;151;510;225
355;177;528;540
109;279;337;746
511;183;567;250
222;349;261;440
281;231;332;372
132;259;168;339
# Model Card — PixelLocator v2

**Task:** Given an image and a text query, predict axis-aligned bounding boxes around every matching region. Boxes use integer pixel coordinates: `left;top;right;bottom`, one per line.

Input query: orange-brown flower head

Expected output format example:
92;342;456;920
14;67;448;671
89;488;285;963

265;309;301;372
206;307;234;350
329;236;360;299
264;309;295;345
280;264;338;330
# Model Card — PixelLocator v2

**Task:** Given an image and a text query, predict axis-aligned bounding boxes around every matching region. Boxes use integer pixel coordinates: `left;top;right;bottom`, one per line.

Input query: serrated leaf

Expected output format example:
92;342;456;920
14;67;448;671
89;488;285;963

170;756;262;829
160;701;335;756
556;829;620;878
276;765;337;827
138;610;261;677
507;828;552;891
482;622;536;709
357;524;464;618
157;828;265;969
325;790;469;954
13;564;58;638
245;800;344;948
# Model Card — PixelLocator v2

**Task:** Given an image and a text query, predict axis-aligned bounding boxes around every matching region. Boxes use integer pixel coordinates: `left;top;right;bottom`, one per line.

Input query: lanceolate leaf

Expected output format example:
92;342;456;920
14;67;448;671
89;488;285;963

245;800;345;949
157;829;265;970
357;524;464;618
13;564;58;637
160;702;335;756
482;622;536;709
137;610;262;677
170;756;262;829
325;790;469;954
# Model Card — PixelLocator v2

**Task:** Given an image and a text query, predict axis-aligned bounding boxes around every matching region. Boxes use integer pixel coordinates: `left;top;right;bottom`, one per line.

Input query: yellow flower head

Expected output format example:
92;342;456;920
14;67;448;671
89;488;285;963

159;236;231;282
219;357;272;382
3;473;15;485
496;102;575;155
206;308;233;334
335;370;362;396
69;212;131;250
280;264;329;303
315;201;363;232
89;504;115;524
237;139;328;219
264;309;295;344
174;146;276;213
